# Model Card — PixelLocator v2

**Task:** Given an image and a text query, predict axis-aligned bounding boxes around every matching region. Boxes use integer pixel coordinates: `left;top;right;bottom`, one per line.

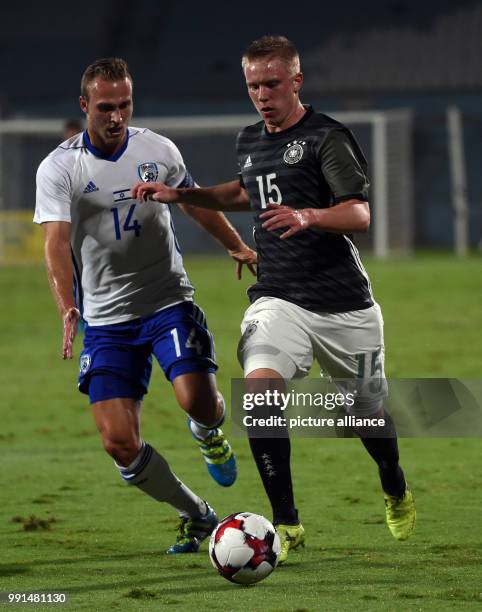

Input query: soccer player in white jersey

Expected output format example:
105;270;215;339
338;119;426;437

34;58;257;554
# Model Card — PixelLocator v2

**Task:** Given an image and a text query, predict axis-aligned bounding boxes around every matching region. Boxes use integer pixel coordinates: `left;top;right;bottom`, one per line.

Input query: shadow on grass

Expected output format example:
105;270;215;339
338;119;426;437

0;565;31;577
2;550;173;569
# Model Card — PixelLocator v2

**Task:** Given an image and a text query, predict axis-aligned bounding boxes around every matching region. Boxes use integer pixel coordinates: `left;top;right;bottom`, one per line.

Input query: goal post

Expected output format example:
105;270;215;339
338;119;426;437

447;106;469;257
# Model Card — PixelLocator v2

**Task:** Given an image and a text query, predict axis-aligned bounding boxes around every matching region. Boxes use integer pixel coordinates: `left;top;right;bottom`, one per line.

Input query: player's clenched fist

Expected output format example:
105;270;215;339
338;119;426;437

132;181;179;204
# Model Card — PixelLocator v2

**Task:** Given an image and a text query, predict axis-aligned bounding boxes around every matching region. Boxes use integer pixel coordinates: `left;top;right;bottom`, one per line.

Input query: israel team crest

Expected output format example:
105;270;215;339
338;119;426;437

283;140;306;165
80;354;91;374
138;162;159;182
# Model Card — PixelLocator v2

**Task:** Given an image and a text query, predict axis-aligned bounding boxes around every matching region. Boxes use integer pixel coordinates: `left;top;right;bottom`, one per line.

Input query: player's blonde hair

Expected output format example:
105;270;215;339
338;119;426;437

80;57;132;99
241;36;301;75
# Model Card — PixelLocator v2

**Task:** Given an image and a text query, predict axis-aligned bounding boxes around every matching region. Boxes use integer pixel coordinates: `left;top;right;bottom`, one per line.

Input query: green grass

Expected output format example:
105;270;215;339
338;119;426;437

1;254;482;611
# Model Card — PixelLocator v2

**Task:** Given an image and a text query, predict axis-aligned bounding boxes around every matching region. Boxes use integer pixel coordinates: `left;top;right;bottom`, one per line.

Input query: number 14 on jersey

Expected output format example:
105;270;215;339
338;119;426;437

110;204;142;240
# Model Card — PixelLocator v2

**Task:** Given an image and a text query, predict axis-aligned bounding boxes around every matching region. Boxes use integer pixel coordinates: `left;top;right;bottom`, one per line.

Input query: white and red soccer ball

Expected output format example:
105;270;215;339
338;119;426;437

209;512;281;585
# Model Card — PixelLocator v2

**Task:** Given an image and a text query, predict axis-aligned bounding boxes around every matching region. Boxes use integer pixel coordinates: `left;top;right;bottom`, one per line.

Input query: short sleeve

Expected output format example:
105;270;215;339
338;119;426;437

34;157;72;224
320;129;370;203
164;140;195;189
235;129;246;188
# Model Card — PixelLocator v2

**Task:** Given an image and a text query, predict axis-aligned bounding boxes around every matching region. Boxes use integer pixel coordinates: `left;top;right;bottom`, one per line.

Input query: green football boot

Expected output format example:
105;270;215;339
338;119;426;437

384;487;416;541
188;419;237;487
275;522;305;564
166;504;218;554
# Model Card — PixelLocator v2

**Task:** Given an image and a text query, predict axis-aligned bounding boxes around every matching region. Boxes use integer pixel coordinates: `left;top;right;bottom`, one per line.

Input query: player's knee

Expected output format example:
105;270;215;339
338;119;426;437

183;391;221;425
173;372;221;424
101;433;140;466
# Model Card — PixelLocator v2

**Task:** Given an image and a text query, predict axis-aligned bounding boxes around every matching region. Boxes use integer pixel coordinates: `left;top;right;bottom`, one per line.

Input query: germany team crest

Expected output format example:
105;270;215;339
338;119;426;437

283;140;306;165
138;162;159;182
240;320;259;347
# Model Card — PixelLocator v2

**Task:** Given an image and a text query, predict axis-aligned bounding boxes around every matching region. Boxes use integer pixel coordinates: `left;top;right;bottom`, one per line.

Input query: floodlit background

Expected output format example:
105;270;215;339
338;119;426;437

1;0;481;261
1;2;481;610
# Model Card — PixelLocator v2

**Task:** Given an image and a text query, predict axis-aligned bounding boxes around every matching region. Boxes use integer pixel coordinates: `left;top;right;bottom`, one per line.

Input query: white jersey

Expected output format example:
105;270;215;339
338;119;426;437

34;127;195;326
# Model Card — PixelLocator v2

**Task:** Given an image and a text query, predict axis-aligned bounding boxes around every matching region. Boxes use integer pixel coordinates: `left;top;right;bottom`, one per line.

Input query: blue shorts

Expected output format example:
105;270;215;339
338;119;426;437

78;301;217;404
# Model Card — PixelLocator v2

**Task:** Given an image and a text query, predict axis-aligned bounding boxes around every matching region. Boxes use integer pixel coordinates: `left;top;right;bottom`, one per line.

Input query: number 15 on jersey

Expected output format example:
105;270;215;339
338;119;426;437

256;173;282;208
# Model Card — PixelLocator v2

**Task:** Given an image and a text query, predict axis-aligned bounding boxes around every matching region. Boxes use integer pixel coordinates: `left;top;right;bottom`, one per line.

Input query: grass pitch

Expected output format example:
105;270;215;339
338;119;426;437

1;254;482;611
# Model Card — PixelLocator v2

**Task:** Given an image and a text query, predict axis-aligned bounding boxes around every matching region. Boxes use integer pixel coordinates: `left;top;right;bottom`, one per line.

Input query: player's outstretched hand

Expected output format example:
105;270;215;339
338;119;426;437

260;204;313;239
228;245;257;279
62;307;81;360
132;181;179;204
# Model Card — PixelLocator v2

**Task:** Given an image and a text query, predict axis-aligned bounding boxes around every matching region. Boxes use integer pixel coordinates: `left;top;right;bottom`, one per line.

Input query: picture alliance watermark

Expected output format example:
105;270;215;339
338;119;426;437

243;413;386;429
230;378;482;438
242;388;385;428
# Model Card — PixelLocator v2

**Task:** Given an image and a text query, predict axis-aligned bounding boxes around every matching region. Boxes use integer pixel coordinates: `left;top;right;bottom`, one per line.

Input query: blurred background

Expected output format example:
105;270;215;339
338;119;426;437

0;0;481;262
1;8;481;606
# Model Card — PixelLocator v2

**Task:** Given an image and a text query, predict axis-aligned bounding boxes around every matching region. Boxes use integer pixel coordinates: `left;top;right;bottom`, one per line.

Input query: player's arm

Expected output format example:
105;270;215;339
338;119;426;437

42;221;80;359
260;199;370;239
132;179;251;211
178;203;257;279
132;178;255;277
260;128;371;239
313;198;370;233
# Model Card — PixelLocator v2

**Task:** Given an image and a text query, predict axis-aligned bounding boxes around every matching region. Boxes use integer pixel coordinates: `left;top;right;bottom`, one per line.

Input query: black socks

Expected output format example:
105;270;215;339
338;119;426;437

355;412;406;498
248;435;299;525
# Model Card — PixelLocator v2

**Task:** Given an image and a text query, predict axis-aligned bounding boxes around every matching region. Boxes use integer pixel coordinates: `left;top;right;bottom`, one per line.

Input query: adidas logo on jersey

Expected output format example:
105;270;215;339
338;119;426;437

243;155;253;168
83;181;99;193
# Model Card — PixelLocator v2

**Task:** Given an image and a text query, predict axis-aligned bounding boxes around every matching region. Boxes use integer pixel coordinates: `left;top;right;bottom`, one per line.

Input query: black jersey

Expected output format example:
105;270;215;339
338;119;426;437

236;106;374;313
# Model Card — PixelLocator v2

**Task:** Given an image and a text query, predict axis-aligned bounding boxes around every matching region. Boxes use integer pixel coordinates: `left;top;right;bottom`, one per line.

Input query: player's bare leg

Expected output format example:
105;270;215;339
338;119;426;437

172;372;237;487
92;397;217;552
92;397;206;515
92;397;142;466
245;368;305;563
172;372;223;426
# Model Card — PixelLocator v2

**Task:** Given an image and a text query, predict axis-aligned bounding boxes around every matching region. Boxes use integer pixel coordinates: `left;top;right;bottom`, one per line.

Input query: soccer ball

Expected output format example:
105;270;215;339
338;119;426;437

209;512;281;585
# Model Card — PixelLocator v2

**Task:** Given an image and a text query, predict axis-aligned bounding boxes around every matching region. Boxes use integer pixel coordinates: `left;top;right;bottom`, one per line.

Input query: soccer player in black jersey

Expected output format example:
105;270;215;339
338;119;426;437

133;35;416;563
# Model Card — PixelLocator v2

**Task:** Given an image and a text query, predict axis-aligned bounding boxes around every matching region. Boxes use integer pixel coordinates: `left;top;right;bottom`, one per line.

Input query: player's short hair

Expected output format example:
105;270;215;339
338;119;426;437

80;57;132;99
241;36;300;75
